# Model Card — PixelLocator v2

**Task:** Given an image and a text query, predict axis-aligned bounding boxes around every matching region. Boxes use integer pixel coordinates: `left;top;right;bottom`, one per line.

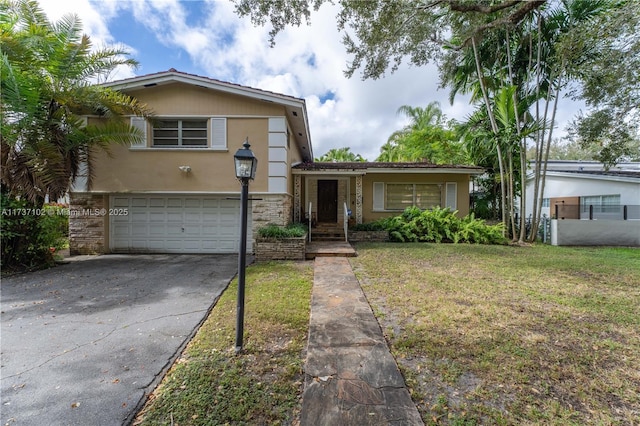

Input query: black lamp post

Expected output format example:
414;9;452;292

233;138;257;354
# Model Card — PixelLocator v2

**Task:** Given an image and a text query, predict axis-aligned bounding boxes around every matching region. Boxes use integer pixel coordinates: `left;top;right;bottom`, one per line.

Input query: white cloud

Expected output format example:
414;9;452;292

36;0;577;161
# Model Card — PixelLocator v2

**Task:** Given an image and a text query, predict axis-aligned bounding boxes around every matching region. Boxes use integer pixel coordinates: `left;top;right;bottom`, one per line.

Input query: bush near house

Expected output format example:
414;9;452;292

355;206;506;244
257;222;307;239
1;192;69;273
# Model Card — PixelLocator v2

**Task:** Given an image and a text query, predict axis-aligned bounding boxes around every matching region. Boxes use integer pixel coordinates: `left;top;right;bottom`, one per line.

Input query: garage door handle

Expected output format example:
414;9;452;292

182;227;185;232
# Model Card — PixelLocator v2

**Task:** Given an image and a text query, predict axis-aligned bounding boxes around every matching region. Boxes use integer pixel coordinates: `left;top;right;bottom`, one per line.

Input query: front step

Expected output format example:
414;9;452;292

306;241;357;259
311;223;345;242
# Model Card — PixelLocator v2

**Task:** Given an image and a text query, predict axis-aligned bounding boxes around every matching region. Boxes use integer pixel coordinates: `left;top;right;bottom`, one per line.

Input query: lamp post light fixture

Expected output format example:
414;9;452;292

233;138;257;354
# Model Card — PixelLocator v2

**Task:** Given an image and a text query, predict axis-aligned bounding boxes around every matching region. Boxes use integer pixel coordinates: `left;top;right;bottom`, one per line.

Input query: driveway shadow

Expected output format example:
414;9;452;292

1;254;239;426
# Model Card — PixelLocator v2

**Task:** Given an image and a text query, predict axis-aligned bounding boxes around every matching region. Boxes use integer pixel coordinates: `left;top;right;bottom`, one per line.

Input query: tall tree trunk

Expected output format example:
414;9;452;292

472;37;508;234
505;26;527;243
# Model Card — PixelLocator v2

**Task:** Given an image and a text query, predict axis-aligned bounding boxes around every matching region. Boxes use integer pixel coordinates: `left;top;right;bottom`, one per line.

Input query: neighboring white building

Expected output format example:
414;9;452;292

524;161;640;220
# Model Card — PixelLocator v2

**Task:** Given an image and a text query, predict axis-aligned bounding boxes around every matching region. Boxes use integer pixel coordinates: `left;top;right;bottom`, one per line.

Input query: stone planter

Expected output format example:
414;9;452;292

255;235;307;261
347;230;389;242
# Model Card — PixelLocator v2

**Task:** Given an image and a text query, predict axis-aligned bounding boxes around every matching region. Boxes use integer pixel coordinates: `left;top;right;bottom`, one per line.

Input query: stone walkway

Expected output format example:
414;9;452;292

300;257;423;425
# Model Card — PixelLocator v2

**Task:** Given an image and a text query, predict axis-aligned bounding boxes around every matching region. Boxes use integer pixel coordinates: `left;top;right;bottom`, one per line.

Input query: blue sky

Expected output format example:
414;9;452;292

37;0;579;161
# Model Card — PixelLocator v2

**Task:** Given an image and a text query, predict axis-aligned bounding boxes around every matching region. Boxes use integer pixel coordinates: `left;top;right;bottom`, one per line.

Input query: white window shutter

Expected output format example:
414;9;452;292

445;182;457;210
129;116;147;149
373;182;384;210
210;118;227;149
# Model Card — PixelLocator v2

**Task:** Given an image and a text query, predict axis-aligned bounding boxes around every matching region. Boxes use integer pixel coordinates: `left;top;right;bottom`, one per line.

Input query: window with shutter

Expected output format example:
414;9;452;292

373;182;385;211
210;118;227;150
445;182;457;210
129;117;147;149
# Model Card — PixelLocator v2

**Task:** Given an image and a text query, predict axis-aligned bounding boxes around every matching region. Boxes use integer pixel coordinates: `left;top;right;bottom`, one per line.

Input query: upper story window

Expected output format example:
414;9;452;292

153;119;208;147
129;116;227;150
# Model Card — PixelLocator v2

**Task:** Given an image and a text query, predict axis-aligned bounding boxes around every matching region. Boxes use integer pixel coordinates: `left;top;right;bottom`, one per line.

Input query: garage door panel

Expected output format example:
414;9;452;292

111;195;250;254
112;197;130;207
202;199;220;208
112;224;131;238
167;198;183;207
184;212;202;222
217;239;238;251
149;198;166;207
149;212;165;222
131;225;149;236
131;211;148;221
183;225;202;235
131;198;149;207
184;199;201;208
166;212;183;222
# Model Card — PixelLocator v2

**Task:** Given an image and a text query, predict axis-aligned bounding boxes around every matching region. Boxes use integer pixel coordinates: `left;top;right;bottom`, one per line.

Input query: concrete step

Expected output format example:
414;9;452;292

305;241;357;259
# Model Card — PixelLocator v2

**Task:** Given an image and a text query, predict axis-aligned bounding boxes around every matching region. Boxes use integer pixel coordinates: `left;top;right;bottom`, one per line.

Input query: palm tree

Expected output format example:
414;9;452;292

443;0;615;241
376;101;465;164
1;0;153;206
316;147;367;162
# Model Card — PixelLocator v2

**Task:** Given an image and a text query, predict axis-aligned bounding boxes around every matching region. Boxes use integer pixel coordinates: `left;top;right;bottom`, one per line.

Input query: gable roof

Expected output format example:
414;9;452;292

293;161;484;175
102;69;313;161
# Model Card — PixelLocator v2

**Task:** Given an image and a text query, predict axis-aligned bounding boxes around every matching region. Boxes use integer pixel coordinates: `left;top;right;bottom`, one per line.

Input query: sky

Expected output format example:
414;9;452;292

37;0;580;161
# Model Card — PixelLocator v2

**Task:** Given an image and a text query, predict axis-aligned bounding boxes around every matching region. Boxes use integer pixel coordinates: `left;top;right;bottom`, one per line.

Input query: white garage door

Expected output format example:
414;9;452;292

110;195;251;253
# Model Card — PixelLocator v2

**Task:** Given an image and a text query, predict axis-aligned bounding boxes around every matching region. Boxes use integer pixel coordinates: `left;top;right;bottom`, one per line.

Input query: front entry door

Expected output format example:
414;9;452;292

317;180;338;222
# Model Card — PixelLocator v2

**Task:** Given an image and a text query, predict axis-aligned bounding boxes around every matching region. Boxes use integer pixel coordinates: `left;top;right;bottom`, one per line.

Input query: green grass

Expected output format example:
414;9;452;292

133;261;313;426
134;244;640;425
350;243;640;425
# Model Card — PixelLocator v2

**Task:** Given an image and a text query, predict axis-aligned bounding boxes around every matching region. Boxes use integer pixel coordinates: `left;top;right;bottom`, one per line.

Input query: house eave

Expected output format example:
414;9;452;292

292;165;485;175
526;170;640;184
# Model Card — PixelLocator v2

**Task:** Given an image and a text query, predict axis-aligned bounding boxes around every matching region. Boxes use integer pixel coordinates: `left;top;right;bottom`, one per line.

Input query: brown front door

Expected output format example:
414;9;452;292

317;180;338;222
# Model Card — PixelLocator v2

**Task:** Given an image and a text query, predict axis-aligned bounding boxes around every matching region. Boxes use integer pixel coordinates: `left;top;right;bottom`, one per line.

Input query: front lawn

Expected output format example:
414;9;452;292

133;261;313;425
133;244;639;425
351;243;640;425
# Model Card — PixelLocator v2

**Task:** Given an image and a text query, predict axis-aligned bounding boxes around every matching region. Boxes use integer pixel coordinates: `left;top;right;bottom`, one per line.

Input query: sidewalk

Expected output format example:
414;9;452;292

300;257;423;425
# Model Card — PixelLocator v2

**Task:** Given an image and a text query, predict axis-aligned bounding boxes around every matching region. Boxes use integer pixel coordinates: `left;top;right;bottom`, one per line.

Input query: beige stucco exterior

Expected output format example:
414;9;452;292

293;166;481;227
90;117;272;193
69;70;482;254
88;81;307;194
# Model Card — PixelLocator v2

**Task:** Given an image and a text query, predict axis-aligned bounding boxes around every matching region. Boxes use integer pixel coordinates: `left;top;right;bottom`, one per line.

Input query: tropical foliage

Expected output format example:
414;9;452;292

315;147;366;162
1;0;152;205
234;0;639;244
376;102;466;164
357;207;506;245
0;194;68;272
1;0;152;270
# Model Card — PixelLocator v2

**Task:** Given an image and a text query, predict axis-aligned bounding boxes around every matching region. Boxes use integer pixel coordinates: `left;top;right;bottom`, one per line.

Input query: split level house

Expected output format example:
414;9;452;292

69;69;484;255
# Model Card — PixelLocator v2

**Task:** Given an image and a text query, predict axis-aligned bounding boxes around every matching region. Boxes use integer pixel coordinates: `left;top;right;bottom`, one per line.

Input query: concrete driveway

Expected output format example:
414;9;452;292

1;254;238;426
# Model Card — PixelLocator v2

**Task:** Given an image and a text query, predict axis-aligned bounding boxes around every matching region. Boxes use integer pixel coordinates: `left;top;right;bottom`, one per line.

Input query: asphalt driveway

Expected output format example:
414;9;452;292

1;254;238;426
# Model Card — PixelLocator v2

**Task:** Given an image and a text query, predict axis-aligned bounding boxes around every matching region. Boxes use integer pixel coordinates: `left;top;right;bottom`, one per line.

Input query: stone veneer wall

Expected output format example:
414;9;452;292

68;193;107;255
251;194;293;235
255;236;306;261
347;230;389;242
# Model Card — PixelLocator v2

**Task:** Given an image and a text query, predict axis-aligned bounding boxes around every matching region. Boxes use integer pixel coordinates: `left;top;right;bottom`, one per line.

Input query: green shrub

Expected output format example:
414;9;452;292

1;193;69;272
257;223;307;239
383;206;506;244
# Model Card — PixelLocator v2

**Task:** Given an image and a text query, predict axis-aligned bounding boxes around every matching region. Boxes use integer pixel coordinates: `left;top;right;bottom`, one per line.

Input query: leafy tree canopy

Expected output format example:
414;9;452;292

234;0;545;78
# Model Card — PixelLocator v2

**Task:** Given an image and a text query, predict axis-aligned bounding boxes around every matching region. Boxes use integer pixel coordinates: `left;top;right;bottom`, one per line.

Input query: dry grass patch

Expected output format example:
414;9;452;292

351;243;640;425
133;261;313;426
